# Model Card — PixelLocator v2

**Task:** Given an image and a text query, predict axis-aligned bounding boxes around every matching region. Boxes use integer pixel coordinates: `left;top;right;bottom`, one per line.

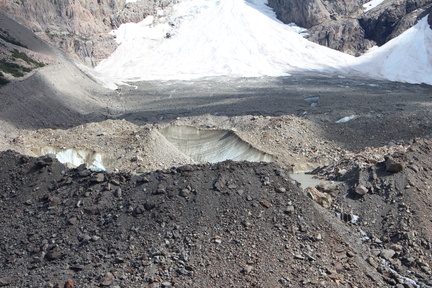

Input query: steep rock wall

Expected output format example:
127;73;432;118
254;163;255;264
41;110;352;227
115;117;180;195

267;0;364;29
267;0;370;55
360;0;432;45
0;0;174;65
268;0;432;55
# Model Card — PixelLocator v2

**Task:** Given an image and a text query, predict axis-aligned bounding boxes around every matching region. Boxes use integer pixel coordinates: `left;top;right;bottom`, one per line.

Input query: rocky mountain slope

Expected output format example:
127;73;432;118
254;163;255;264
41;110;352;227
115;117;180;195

2;0;432;62
0;0;176;65
268;0;432;55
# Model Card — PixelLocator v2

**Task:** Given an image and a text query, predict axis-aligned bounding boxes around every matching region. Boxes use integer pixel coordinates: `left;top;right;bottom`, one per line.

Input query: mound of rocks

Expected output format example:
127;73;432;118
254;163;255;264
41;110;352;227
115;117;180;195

0;150;387;287
309;137;432;287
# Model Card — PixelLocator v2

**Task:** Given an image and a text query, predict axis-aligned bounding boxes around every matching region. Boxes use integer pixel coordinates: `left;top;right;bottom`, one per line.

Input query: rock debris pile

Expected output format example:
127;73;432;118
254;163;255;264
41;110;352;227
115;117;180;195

1;150;389;287
1;137;432;287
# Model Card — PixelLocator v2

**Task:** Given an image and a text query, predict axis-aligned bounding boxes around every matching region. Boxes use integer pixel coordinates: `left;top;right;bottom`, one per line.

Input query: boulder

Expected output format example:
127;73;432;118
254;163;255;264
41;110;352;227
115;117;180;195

385;156;403;173
306;187;332;208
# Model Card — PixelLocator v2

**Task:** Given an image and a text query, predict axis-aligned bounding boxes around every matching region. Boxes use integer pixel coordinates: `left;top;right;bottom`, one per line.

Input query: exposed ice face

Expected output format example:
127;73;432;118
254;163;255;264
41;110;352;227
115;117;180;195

159;125;274;163
36;147;108;171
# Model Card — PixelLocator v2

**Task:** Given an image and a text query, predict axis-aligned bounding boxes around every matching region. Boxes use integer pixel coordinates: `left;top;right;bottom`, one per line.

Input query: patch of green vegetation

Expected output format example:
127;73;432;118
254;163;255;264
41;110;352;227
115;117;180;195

12;49;45;68
0;72;10;86
0;59;31;77
0;50;46;79
0;29;27;48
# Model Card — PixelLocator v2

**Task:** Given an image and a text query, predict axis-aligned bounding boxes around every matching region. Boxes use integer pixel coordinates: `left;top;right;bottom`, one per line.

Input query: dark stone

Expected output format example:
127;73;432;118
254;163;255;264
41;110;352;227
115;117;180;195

69;265;84;272
144;202;155;211
84;205;102;215
45;250;63;261
35;155;54;169
385;156;403;173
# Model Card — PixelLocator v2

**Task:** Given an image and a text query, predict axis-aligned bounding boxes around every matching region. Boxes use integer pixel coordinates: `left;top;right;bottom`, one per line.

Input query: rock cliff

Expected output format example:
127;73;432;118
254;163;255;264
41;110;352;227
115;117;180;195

268;0;432;55
360;0;432;46
0;0;175;65
267;0;365;28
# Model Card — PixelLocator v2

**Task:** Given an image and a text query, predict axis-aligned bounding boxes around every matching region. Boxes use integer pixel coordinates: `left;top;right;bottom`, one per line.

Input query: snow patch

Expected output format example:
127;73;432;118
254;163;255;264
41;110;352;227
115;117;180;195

336;115;357;123
363;0;385;12
353;16;432;85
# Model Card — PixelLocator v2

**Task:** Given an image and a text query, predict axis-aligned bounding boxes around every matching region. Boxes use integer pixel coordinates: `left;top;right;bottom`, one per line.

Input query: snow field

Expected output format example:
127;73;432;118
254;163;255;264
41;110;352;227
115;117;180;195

96;0;432;86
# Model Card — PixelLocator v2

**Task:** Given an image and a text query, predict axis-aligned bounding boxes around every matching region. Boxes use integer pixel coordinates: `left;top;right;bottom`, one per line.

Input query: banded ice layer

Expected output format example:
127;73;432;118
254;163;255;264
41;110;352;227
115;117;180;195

160;126;274;163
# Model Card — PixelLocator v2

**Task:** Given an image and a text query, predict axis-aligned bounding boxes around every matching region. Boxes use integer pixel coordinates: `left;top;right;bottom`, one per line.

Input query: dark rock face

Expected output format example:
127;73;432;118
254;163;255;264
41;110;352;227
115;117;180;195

429;12;432;27
360;0;432;46
268;0;432;55
307;19;373;56
267;0;329;28
267;0;370;55
267;0;364;28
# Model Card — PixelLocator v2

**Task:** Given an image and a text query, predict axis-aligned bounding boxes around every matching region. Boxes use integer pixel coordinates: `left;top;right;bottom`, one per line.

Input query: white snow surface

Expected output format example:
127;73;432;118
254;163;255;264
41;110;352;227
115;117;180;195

96;0;432;86
363;0;385;12
352;16;432;85
96;0;353;81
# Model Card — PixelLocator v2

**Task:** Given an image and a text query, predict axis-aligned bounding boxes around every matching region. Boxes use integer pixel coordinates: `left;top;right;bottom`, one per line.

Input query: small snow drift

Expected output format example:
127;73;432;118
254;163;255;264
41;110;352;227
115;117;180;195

35;147;110;170
159;125;274;163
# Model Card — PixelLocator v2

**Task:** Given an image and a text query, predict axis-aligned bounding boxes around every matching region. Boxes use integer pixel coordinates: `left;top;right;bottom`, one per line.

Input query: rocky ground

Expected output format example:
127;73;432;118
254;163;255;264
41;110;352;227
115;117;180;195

1;133;432;287
1;76;432;287
1;3;432;288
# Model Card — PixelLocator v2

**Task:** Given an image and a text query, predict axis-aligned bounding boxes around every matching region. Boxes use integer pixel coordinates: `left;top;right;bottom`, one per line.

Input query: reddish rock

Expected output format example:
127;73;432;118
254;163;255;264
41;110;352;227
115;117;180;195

261;200;272;208
64;279;74;288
